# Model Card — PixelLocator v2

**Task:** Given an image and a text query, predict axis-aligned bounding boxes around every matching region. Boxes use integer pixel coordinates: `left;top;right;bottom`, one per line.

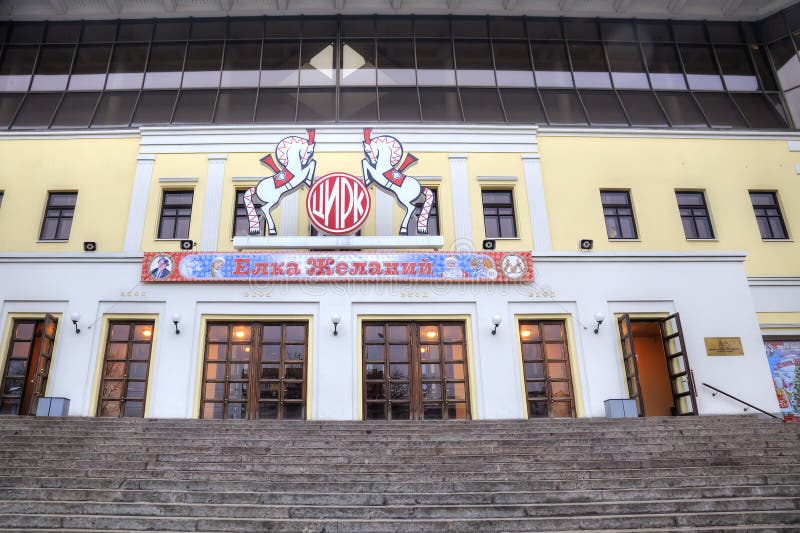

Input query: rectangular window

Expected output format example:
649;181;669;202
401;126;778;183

233;188;264;237
40;192;77;241
409;188;439;236
482;189;517;238
676;191;714;239
97;321;154;418
750;191;788;240
601;190;638;240
158;190;193;239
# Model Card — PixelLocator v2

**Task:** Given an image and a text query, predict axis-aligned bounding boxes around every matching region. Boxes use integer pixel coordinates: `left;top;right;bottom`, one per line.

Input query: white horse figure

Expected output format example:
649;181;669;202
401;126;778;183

361;128;434;235
244;129;316;236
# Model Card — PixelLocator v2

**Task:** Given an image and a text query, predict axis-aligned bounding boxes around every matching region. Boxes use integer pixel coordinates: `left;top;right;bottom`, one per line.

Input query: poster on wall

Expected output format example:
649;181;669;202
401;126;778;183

764;340;800;421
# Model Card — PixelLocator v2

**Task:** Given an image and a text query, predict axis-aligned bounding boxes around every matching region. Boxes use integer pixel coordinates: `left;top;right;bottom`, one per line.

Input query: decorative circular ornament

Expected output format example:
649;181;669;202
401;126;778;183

306;172;371;235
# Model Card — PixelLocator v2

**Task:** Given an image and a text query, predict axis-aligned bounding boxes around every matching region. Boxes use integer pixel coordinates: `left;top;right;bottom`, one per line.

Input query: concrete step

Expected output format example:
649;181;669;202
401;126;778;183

0;510;798;532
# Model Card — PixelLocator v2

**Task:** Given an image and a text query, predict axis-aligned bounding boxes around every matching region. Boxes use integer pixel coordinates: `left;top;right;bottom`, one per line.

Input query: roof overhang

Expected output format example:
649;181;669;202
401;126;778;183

2;0;798;22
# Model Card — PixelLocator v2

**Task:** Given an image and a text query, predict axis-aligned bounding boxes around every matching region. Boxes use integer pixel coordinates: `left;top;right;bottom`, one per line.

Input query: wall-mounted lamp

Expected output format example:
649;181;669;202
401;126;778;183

593;312;606;334
331;313;341;336
491;315;502;335
172;313;181;335
70;313;81;334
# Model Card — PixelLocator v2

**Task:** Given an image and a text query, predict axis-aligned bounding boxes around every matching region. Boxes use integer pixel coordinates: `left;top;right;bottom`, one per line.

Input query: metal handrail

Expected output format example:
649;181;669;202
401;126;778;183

701;382;784;422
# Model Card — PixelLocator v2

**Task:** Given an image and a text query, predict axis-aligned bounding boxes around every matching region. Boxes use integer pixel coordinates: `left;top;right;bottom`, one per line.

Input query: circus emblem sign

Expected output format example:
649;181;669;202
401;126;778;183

244;128;433;236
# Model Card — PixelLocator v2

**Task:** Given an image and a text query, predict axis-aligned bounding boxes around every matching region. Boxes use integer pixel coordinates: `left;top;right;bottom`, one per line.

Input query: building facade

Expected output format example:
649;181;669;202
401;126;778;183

0;0;798;421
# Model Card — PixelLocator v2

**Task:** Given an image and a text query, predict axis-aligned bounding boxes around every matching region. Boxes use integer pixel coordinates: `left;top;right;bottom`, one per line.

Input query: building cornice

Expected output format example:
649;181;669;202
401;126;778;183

2;0;796;22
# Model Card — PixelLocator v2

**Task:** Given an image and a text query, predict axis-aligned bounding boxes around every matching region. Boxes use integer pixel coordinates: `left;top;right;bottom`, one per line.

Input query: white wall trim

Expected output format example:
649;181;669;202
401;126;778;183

158;177;199;183
477;175;518;182
540;127;800;141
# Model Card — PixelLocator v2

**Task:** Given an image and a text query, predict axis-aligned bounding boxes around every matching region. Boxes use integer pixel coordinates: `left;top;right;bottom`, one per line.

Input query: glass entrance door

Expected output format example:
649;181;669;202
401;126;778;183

0;315;58;415
201;321;308;420
363;321;470;420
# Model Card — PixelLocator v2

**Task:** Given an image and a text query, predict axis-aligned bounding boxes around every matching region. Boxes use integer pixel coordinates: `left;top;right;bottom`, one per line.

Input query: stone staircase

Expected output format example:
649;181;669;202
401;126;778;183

0;415;798;532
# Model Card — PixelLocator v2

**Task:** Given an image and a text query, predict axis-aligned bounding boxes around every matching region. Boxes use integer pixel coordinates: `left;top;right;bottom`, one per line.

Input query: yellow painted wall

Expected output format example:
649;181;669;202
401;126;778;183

467;154;535;252
141;154;208;252
0;138;139;252
539;136;800;276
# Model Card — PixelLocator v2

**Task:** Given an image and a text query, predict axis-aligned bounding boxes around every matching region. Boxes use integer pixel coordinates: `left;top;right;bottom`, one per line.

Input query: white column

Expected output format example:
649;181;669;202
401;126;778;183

522;153;552;252
123;154;156;252
448;154;473;250
199;154;227;251
375;190;395;236
279;193;299;236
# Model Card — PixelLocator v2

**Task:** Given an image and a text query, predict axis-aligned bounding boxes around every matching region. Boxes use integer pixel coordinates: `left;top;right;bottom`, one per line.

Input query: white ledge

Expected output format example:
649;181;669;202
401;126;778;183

233;236;445;250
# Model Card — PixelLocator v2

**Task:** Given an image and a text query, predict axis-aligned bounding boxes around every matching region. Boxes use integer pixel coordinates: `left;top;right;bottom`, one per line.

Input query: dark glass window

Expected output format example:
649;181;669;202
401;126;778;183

340;88;378;121
158;190;193;239
460;88;504;122
132;90;178;125
568;43;611;88
606;44;649;89
420;87;462;121
233;189;264;236
297;88;335;121
749;192;788;240
732;93;787;128
255;88;297;123
482;190;517;238
618;91;668;126
409;188;439;236
657;92;707;127
52;92;100;128
0;94;24;127
642;44;686;90
92;91;138;127
12;93;61;129
676;191;714;239
376;40;415;86
173;90;216;124
106;44;147;90
532;42;572;87
378;88;420;121
694;92;747;128
214;89;256;124
40;192;77;241
500;88;546;124
601;190;637;240
540;89;587;125
580;90;628;125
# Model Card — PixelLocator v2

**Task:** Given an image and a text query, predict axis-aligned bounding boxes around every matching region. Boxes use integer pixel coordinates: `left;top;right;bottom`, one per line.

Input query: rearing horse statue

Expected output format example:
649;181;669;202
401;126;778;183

361;128;434;235
243;129;316;236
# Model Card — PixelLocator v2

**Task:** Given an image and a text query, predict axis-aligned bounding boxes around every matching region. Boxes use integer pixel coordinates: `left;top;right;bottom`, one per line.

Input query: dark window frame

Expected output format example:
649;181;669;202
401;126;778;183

157;189;194;240
749;190;789;240
482;188;518;239
39;191;78;241
676;190;715;240
601;189;638;240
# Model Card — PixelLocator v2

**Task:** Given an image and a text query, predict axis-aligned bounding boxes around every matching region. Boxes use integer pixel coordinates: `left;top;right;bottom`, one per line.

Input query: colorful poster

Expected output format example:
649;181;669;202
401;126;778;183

764;340;800;421
142;251;533;284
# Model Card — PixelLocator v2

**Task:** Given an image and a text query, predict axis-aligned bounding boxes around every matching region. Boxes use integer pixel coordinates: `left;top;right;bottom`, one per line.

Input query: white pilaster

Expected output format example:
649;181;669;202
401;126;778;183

279;192;299;236
199;154;227;251
375;190;395;236
522;153;552;252
449;154;473;250
123;154;156;252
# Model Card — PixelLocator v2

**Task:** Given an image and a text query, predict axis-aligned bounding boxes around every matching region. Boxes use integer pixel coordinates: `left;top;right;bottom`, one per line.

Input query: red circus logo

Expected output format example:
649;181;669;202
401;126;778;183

306;172;371;235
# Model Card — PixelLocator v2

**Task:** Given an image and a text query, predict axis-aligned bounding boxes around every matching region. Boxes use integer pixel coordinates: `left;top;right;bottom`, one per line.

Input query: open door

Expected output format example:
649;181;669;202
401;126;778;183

618;314;644;416
24;314;58;415
659;313;698;416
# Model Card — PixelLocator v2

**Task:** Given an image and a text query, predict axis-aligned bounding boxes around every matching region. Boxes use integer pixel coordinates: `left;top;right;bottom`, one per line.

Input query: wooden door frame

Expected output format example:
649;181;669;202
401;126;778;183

358;315;476;421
